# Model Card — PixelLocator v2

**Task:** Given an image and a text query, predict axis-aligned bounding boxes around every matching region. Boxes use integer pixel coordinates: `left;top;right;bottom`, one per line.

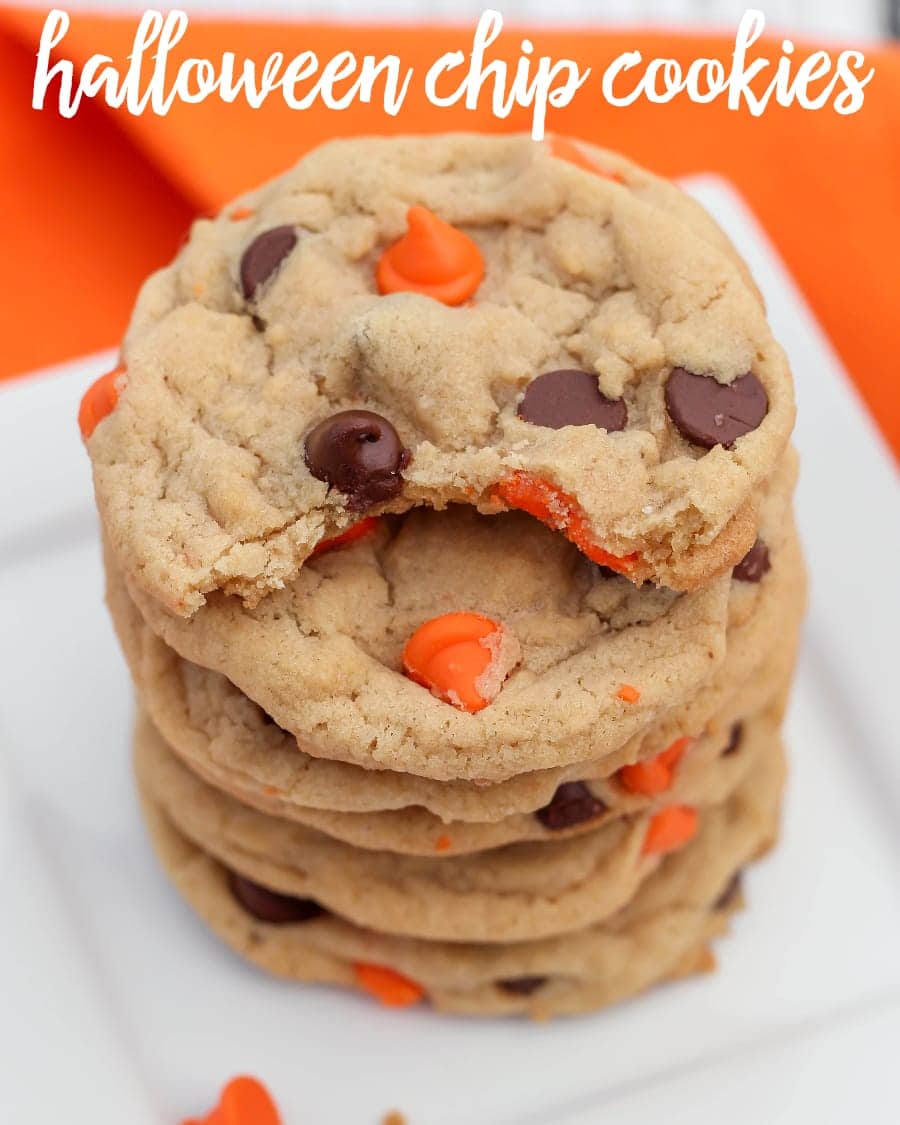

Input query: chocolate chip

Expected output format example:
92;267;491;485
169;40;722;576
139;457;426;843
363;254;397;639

517;370;627;432
228;871;324;924
733;538;771;582
535;782;606;830
497;976;547;996
239;226;297;299
665;368;768;449
722;722;743;757
304;410;410;511
714;870;743;911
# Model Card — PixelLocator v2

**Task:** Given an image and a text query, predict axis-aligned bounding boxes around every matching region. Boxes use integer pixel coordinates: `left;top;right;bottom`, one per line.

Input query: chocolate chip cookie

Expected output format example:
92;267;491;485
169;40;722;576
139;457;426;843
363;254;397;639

84;134;793;615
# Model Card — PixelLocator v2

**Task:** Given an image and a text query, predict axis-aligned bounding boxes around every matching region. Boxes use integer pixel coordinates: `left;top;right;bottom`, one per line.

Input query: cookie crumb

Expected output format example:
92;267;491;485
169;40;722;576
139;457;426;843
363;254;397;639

474;625;522;703
382;1111;407;1125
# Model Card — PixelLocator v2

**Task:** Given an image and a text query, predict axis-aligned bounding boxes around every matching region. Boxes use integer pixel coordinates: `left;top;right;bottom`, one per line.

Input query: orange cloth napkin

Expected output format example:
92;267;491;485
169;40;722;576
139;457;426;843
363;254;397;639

2;9;898;455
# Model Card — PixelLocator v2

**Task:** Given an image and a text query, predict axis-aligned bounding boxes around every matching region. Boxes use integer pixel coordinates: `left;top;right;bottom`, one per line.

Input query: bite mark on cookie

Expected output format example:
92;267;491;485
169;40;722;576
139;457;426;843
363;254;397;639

493;472;640;573
311;516;381;556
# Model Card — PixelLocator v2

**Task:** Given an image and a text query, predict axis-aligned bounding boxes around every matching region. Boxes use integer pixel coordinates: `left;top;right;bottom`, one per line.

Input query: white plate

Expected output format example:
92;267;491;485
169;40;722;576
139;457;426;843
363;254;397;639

1;179;898;1125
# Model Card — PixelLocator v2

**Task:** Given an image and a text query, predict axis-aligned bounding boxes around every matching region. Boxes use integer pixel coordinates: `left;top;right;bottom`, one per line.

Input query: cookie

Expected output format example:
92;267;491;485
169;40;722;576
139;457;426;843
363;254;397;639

107;460;802;822
136;677;781;855
563;137;764;306
134;709;780;943
86;134;793;615
114;448;798;782
136;733;783;1018
115;504;733;782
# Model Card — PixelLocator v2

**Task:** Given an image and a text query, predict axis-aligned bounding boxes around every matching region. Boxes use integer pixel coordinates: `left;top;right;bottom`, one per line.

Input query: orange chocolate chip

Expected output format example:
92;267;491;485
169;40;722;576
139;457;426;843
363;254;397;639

354;963;424;1008
567;511;639;570
182;1075;282;1125
229;206;255;221
618;756;670;797
495;473;639;573
311;517;380;557
618;737;692;796
548;136;624;182
658;735;692;770
495;471;567;530
434;834;452;852
616;684;641;704
642;805;698;856
78;366;125;440
376;206;484;306
402;612;518;713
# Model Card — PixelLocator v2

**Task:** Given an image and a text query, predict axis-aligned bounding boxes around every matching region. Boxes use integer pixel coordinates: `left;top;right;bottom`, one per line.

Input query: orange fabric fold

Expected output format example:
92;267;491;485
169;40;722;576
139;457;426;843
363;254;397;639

1;9;898;454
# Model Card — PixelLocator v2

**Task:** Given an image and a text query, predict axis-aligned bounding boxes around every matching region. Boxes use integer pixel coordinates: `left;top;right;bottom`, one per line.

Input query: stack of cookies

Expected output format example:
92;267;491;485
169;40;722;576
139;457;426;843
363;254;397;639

83;135;803;1019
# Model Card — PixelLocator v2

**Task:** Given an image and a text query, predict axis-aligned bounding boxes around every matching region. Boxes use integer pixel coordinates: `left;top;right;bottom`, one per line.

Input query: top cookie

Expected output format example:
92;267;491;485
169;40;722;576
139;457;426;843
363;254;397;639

85;134;793;615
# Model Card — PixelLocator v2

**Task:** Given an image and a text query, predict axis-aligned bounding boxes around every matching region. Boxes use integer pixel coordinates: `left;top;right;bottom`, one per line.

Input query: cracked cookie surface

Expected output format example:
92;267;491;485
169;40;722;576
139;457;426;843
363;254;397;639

87;134;793;615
